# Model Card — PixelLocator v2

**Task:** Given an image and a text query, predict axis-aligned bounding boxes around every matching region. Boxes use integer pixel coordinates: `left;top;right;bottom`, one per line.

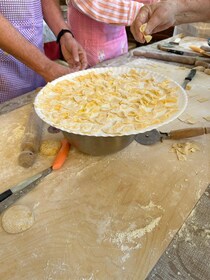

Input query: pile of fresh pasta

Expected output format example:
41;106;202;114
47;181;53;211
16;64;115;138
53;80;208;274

35;68;179;136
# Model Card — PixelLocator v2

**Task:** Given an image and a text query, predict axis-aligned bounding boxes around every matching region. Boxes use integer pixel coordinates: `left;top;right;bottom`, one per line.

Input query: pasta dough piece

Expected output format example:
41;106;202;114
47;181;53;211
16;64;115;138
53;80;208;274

178;114;197;124
1;205;35;234
171;142;200;161
197;97;209;103
139;23;152;43
193;66;205;72
203;116;210;121
40;139;61;156
204;69;210;75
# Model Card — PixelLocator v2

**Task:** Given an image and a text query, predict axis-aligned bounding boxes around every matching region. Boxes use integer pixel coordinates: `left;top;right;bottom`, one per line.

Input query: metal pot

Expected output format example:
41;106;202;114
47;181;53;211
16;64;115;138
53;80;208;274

62;131;134;156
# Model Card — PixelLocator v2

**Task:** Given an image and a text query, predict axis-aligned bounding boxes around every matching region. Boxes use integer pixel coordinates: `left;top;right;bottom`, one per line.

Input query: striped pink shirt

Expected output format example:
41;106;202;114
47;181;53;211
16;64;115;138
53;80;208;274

68;0;157;25
67;0;158;66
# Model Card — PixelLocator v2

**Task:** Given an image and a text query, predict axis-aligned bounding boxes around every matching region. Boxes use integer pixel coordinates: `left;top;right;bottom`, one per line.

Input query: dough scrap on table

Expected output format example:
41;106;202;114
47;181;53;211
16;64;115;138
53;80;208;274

186;85;191;91
203;116;210;121
139;23;152;43
1;205;35;234
204;69;210;75
171;142;200;161
176;66;187;70
178;114;198;124
40;139;61;156
193;66;205;72
197;97;209;103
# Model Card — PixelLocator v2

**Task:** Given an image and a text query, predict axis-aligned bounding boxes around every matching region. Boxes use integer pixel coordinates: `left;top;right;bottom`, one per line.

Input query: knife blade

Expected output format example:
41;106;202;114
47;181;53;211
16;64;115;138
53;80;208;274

200;45;210;52
181;68;197;89
0;168;52;213
0;138;70;213
135;127;210;145
0;167;52;203
157;44;201;57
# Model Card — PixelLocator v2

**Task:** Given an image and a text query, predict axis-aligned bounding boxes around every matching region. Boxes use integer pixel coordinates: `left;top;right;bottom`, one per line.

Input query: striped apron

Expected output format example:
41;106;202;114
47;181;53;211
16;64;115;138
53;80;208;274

67;2;128;67
0;0;45;103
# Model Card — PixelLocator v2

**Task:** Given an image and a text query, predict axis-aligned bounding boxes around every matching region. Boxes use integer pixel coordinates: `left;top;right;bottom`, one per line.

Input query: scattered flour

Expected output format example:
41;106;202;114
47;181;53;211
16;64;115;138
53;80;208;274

140;200;165;212
111;217;162;247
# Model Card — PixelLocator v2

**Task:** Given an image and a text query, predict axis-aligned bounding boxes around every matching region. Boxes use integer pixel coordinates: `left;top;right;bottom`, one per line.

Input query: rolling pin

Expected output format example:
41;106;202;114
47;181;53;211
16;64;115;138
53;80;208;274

132;50;197;65
18;107;43;168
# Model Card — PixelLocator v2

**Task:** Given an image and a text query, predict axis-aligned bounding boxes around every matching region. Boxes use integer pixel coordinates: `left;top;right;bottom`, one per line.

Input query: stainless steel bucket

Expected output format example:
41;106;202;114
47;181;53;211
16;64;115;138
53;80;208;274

63;131;134;156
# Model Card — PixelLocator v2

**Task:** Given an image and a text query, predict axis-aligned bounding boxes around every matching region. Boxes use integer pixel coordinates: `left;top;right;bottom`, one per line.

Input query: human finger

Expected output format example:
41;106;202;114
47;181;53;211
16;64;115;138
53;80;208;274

151;22;174;34
130;23;145;43
78;49;88;70
70;41;80;63
130;6;151;43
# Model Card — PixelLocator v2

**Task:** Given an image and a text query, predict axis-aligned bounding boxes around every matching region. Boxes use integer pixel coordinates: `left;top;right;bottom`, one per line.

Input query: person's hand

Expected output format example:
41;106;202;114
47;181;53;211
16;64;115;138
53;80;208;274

131;2;177;43
60;33;88;70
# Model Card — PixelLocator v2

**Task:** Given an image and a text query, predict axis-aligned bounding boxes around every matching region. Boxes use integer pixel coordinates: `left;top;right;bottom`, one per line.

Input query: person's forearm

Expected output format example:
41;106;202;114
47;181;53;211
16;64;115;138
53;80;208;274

42;0;88;69
174;0;210;25
42;0;70;36
0;13;52;79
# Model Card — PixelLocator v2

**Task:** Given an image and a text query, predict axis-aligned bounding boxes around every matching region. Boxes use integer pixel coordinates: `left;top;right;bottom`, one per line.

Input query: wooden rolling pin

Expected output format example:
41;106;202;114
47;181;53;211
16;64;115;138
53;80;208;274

132;50;197;65
18;107;43;168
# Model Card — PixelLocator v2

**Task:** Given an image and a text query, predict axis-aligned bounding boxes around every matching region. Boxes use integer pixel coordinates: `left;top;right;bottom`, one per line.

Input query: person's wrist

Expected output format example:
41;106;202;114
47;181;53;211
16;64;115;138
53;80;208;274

56;29;74;44
60;31;75;47
40;59;55;82
171;0;185;26
174;0;190;25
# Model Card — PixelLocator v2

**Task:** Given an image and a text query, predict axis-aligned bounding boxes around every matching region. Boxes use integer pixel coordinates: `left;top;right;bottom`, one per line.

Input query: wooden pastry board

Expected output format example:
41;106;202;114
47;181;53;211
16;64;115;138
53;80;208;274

0;62;209;280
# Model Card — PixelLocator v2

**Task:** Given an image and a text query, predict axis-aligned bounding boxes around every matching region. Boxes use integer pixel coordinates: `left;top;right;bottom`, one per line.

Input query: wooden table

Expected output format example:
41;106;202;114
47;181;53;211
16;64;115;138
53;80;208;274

0;37;210;280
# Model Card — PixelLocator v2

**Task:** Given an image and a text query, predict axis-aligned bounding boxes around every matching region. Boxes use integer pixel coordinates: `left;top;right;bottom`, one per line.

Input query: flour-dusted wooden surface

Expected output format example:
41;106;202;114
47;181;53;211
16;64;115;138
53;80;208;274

100;53;210;279
0;44;210;279
0;104;209;280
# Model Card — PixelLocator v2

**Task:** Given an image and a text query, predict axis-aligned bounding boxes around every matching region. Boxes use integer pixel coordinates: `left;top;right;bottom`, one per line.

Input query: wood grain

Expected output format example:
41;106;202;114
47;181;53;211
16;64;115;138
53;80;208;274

0;62;209;280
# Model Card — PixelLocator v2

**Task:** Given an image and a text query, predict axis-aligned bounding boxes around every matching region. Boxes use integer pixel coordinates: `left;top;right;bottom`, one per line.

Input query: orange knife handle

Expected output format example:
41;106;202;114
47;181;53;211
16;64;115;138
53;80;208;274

52;139;71;170
168;127;210;140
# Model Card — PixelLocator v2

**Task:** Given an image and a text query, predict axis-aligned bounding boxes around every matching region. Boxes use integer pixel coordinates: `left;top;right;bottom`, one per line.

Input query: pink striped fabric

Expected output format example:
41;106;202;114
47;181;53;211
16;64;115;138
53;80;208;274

68;4;128;66
67;0;157;66
69;0;143;25
0;0;45;103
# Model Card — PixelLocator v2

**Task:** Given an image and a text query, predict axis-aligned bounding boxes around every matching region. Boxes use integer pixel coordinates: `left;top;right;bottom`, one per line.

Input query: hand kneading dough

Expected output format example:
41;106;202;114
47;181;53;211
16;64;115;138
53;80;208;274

140;23;152;43
1;205;35;234
40;139;61;156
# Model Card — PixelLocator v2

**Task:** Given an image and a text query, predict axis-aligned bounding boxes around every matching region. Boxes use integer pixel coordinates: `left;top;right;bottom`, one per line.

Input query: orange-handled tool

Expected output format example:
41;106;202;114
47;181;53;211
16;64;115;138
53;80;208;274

0;139;71;213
